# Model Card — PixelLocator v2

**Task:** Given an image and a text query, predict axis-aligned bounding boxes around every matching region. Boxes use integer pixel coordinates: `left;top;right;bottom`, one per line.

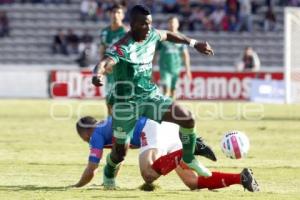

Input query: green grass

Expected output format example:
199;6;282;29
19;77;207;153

0;100;300;200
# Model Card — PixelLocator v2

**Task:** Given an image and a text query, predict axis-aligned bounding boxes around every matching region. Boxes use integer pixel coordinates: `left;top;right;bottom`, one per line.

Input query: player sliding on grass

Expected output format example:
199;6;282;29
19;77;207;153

71;116;259;192
92;5;214;188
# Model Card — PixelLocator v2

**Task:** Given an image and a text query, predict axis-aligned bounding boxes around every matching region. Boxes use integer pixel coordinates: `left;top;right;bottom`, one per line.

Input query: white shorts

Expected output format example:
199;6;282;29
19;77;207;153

139;120;182;156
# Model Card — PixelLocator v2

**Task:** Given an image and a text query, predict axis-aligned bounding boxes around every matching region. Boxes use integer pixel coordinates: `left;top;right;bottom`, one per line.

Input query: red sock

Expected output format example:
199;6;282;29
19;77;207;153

151;150;183;175
198;171;241;190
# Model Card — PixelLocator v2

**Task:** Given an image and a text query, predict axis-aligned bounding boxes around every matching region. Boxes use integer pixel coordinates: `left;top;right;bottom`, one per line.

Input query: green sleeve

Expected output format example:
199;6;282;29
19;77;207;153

156;41;162;51
100;30;107;46
153;28;163;42
104;47;120;63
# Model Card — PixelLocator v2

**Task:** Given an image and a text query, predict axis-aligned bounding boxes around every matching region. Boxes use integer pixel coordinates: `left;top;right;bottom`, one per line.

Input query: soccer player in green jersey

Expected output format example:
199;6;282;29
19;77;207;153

92;5;214;189
99;4;127;114
156;16;191;98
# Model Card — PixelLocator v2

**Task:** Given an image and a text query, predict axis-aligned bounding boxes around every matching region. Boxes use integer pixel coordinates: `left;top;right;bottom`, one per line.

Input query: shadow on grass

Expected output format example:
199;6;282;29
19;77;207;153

0;185;68;191
91;195;140;199
0;185;140;192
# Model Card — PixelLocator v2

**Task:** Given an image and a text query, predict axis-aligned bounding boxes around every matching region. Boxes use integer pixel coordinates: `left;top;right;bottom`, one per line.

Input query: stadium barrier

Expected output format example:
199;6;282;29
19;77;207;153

0;66;283;100
50;70;283;100
0;71;49;98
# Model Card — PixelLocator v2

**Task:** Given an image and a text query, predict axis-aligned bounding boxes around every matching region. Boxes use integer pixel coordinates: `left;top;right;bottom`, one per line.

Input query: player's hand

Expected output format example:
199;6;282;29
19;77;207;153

194;41;214;56
92;74;104;87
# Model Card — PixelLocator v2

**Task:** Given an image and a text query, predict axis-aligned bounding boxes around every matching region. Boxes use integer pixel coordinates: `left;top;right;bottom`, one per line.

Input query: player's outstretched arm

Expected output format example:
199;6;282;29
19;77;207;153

160;30;214;56
92;56;116;87
72;162;98;187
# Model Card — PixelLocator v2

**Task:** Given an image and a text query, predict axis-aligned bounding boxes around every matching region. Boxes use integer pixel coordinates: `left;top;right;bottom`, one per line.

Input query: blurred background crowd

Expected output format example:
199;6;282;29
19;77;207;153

1;0;300;34
0;0;299;68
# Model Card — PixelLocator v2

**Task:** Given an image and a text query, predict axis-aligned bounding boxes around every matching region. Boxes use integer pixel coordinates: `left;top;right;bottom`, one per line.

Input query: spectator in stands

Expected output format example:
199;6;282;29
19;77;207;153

222;13;238;31
209;5;226;31
179;3;192;30
264;6;276;31
162;0;179;13
288;0;300;6
236;46;260;72
235;0;253;32
52;29;68;55
80;30;93;45
66;28;79;54
251;0;260;14
77;30;95;68
95;0;114;21
201;11;214;31
189;6;206;31
144;0;156;14
0;0;14;4
80;0;98;22
226;0;239;18
0;11;9;37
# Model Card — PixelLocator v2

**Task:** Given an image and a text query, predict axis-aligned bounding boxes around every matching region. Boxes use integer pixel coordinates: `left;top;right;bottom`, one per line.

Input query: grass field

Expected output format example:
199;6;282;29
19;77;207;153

0;100;300;200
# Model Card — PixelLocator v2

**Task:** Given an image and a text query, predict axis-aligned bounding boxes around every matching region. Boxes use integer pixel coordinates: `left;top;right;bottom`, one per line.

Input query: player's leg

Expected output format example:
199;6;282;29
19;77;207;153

103;142;129;189
175;165;199;190
160;71;172;97
169;73;179;99
148;122;216;177
105;95;112;116
138;119;163;184
139;148;162;184
175;163;259;191
106;102;112;116
103;103;136;189
105;77;114;115
143;92;212;176
161;102;211;177
143;121;214;178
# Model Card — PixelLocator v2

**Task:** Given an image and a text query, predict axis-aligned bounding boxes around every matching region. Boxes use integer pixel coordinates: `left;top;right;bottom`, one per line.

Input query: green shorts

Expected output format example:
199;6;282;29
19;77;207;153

105;74;114;105
105;90;114;106
112;89;173;143
160;71;180;90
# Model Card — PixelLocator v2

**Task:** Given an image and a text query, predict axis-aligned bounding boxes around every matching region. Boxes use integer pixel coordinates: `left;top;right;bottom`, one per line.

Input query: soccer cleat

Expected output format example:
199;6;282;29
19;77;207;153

103;174;117;190
241;168;260;192
183;158;212;177
194;137;217;162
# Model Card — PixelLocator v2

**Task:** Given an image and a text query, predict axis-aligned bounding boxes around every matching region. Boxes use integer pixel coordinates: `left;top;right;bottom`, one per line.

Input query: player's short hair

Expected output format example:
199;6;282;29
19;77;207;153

110;3;124;12
129;5;151;21
168;15;178;22
76;116;97;135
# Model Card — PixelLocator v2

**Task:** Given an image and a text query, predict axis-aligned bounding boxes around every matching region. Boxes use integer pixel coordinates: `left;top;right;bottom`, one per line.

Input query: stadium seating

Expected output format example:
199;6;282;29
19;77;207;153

0;2;284;68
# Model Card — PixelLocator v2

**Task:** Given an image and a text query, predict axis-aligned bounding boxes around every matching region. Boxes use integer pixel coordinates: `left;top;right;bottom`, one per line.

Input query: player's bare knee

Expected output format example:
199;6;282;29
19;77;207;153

181;177;198;190
141;170;158;184
185;114;195;128
181;114;195;128
186;182;198;190
140;165;160;184
176;106;195;128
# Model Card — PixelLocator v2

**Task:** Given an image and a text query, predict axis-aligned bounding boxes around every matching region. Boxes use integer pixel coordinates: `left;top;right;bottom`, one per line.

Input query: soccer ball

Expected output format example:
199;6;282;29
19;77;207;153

220;131;250;159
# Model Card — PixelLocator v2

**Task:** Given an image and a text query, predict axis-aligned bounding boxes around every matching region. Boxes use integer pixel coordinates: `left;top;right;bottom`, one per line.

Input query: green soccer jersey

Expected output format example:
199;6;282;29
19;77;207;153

100;26;127;91
100;25;127;50
157;40;187;74
105;28;162;101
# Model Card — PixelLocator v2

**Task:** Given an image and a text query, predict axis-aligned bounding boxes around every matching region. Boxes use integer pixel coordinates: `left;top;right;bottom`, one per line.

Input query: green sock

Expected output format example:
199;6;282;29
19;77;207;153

104;153;120;178
179;127;196;163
